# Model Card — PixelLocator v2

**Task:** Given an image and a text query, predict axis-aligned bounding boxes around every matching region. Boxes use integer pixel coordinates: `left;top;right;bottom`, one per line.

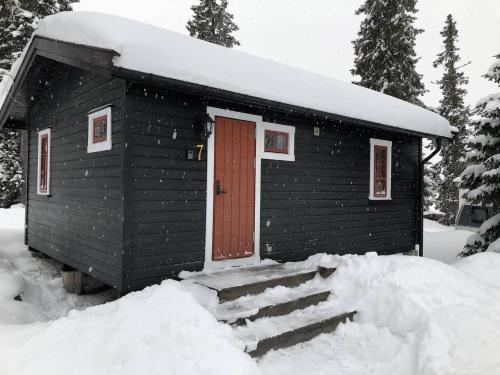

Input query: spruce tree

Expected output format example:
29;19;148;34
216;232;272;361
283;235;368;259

423;163;439;212
0;0;78;73
186;0;240;48
433;14;469;225
459;53;500;256
351;0;426;104
0;129;22;208
0;0;77;208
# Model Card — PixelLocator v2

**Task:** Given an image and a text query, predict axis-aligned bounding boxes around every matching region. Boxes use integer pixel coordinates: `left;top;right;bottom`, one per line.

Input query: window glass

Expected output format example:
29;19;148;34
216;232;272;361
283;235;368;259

93;115;108;143
265;130;288;153
471;207;487;223
374;146;387;197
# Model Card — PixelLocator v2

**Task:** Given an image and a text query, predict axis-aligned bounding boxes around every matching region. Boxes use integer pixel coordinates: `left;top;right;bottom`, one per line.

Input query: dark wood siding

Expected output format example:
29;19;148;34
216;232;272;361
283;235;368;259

27;61;125;289
123;84;420;292
123;85;207;291
259;115;420;262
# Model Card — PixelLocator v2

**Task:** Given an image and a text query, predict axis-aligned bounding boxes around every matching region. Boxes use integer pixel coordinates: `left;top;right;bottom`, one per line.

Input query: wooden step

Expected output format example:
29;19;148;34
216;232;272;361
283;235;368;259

230;291;331;326
245;311;356;357
218;270;317;302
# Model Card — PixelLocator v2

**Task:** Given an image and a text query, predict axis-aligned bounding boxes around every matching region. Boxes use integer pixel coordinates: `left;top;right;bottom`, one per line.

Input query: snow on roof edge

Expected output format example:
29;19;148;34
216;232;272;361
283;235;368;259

1;12;451;138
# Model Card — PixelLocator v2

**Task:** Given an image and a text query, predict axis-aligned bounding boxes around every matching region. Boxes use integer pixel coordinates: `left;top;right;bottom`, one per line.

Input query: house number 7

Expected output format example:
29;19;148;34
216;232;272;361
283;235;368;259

195;144;204;161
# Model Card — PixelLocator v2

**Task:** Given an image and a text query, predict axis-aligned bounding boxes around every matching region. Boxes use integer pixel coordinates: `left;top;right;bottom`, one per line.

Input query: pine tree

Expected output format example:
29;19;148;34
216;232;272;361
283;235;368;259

0;0;77;208
433;14;469;225
0;0;78;73
351;0;426;104
186;0;240;48
459;54;500;256
0;129;22;208
423;163;439;212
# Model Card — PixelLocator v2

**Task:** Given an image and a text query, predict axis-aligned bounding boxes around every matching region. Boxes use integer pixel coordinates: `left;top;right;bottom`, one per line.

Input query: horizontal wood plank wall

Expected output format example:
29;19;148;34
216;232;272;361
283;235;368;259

259;114;419;262
123;85;207;291
27;62;125;289
123;86;420;291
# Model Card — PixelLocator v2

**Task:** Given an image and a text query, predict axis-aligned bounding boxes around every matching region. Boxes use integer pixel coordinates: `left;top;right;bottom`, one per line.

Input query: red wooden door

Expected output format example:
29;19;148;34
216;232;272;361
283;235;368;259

213;116;256;261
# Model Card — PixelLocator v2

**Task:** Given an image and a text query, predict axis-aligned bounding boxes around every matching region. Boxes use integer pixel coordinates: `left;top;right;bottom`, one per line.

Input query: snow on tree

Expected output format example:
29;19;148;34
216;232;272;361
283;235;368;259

0;128;22;208
433;14;469;225
0;0;77;207
351;0;426;104
0;0;78;73
459;53;500;256
186;0;240;48
423;162;439;212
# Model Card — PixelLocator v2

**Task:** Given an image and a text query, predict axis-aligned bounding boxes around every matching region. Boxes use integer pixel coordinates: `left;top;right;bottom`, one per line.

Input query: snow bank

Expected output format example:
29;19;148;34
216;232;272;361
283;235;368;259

0;206;113;324
1;11;451;138
423;219;471;264
453;252;500;288
261;253;500;375
0;281;259;375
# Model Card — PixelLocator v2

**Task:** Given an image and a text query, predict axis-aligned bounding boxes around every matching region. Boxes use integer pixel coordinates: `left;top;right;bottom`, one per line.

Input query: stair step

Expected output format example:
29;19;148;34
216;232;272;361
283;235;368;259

246;311;356;357
218;270;317;302
230;291;331;326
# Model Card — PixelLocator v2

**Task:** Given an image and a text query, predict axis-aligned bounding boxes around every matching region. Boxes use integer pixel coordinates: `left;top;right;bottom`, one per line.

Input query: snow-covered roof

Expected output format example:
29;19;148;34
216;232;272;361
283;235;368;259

0;12;451;138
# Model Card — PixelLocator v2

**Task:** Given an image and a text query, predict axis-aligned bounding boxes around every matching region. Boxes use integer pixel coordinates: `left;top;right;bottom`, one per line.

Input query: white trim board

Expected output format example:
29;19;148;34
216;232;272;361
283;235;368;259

204;107;263;270
259;122;295;161
369;138;392;200
87;106;112;153
37;128;51;196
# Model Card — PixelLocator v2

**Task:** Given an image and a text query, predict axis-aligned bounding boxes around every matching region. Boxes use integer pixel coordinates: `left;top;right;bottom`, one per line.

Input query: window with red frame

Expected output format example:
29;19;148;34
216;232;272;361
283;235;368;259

39;134;49;193
373;145;387;197
264;130;288;154
92;115;108;143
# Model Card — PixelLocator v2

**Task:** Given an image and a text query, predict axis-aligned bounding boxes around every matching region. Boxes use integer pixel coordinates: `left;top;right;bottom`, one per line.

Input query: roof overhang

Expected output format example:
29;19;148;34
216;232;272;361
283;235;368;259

113;66;449;140
0;36;450;139
0;36;119;129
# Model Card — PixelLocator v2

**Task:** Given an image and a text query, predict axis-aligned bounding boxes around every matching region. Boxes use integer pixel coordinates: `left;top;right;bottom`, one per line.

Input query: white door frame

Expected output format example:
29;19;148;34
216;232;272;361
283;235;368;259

204;107;263;270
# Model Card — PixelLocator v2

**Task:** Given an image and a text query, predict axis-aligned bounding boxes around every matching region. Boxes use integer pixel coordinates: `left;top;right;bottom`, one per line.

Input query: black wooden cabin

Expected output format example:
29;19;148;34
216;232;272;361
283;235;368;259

0;13;451;293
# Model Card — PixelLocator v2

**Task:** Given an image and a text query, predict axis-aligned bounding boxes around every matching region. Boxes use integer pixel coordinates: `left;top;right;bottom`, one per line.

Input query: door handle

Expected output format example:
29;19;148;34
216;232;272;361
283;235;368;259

216;180;227;195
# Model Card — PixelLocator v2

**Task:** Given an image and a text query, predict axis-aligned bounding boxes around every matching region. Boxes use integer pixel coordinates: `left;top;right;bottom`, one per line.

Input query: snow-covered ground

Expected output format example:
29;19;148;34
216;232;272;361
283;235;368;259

0;205;113;325
423;218;473;263
2;206;500;375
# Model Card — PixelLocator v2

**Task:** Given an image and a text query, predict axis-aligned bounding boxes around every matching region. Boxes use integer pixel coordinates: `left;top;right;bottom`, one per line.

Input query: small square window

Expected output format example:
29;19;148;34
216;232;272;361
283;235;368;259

265;130;289;154
260;123;295;161
88;107;112;153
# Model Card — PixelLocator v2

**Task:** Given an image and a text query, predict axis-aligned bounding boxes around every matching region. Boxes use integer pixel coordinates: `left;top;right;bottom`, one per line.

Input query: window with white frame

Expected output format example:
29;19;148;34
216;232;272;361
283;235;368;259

87;107;112;153
369;138;392;200
37;128;51;195
259;122;295;161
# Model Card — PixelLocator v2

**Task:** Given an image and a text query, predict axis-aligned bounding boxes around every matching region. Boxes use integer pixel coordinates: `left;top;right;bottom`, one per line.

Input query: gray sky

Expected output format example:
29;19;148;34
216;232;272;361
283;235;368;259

74;0;499;108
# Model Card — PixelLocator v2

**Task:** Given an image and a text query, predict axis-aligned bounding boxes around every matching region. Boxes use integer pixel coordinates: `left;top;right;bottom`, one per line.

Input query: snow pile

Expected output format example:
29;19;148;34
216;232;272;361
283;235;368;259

423;219;471;263
0;205;113;324
260;253;500;375
0;280;259;375
453;252;500;288
1;11;450;138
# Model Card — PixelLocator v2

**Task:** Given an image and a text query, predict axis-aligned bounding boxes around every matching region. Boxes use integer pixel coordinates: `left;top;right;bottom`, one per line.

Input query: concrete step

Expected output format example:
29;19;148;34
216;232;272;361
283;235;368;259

245;311;356;357
229;290;331;326
217;270;317;302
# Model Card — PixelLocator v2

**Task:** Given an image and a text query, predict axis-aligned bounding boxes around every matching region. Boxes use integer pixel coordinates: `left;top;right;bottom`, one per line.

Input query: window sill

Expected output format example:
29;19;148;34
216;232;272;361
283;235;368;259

369;196;392;201
88;141;112;153
261;151;295;161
